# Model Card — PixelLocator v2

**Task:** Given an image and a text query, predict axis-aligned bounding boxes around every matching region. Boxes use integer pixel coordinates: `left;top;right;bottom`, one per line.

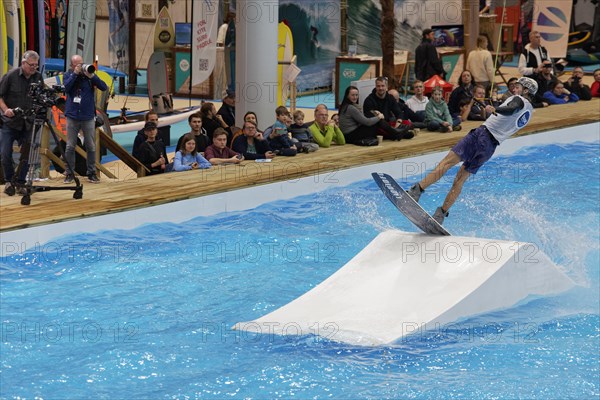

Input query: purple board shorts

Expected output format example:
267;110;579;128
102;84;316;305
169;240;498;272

451;126;499;174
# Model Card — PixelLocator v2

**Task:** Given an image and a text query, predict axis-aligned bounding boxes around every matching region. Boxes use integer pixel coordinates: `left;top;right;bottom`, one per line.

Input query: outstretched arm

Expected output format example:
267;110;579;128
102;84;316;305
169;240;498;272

495;96;525;115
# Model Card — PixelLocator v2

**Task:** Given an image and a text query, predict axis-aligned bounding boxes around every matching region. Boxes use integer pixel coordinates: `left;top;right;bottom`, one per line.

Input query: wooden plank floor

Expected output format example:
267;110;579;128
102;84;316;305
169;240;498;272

1;98;598;232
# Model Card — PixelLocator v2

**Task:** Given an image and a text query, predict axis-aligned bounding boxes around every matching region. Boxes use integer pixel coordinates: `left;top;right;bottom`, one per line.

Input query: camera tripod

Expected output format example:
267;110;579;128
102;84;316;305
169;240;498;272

5;112;83;205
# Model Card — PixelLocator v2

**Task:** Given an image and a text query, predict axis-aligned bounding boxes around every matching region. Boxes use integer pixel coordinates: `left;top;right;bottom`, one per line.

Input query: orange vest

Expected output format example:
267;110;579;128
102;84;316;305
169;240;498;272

51;105;68;137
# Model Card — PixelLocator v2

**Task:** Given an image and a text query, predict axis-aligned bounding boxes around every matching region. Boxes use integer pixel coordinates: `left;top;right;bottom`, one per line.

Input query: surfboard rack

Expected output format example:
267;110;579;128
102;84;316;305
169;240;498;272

233;230;575;346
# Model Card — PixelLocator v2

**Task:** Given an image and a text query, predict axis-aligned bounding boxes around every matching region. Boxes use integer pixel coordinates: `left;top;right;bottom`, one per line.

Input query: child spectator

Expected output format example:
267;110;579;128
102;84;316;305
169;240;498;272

289;110;319;153
267;106;297;156
173;133;212;171
425;87;462;132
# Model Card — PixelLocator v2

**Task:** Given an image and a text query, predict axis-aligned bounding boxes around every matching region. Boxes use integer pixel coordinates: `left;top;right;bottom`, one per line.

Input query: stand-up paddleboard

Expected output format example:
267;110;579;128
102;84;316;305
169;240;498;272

0;0;7;75
147;51;170;108
277;21;294;106
372;172;451;236
3;0;20;69
154;6;175;53
35;0;45;72
55;0;67;59
17;0;26;59
44;0;52;60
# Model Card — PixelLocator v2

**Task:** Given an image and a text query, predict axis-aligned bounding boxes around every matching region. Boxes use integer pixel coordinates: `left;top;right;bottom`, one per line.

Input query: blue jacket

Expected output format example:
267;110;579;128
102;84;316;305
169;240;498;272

63;70;108;120
543;90;579;105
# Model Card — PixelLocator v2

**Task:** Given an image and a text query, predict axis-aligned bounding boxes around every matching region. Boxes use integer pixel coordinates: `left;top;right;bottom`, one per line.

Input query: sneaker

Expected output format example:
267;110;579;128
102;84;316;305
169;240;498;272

433;207;449;225
17;186;28;196
64;174;74;184
4;182;15;196
402;130;415;139
87;174;100;184
407;183;423;202
452;125;462;131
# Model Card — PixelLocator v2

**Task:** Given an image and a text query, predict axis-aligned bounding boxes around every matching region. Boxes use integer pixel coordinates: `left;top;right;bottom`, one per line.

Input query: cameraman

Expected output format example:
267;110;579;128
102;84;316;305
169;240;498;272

63;54;107;184
0;50;44;194
564;66;592;101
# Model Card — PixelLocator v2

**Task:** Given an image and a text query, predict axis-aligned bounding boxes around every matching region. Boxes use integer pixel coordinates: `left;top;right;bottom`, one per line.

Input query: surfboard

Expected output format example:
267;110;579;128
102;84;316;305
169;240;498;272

147;51;170;110
154;6;175;52
277;21;294;106
55;0;67;59
23;0;34;50
17;0;26;59
36;0;46;72
0;0;7;75
3;0;20;69
372;172;451;236
44;0;52;60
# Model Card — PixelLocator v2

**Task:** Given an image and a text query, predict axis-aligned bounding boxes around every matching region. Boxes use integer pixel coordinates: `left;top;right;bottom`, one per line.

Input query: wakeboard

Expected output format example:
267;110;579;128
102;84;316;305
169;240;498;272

372;172;451;236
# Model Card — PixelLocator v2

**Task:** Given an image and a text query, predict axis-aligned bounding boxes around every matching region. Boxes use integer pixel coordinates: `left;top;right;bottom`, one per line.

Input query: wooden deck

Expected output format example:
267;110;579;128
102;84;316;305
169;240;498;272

1;99;599;232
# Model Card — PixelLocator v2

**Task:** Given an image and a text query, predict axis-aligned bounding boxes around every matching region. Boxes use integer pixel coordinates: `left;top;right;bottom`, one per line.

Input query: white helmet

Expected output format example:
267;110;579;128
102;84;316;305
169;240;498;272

517;77;538;95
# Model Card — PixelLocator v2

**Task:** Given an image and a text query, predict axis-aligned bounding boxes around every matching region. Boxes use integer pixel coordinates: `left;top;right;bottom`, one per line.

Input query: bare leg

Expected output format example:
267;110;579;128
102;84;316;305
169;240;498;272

441;164;471;212
418;150;461;190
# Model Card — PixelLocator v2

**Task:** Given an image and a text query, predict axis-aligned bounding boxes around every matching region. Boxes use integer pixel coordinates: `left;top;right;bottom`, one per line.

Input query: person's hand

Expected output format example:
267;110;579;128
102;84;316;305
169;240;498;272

542;102;549;107
442;121;450;127
215;114;227;127
446;126;453;133
191;162;199;169
74;64;82;74
265;151;275;159
255;132;264;140
3;108;14;118
327;118;336;127
485;105;495;114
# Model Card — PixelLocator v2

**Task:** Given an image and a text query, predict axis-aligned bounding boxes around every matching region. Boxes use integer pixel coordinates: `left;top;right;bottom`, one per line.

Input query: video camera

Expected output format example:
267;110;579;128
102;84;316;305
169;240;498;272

13;83;65;119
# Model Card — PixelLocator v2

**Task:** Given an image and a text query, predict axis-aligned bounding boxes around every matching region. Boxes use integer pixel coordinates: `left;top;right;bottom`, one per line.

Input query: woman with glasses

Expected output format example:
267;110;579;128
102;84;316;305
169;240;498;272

232;120;275;160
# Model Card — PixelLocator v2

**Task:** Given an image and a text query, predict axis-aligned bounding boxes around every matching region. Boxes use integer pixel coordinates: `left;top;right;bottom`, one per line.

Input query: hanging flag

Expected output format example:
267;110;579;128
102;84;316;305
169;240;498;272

533;0;573;58
65;0;96;64
108;0;129;73
191;0;219;86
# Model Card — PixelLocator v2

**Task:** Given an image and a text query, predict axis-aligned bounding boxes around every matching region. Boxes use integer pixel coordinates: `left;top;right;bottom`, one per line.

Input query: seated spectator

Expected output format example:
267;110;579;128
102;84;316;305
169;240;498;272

532;60;559;103
330;113;340;127
405;80;429;123
132;111;158;159
339;85;382;145
204;128;244;165
500;77;519;102
176;112;209;153
217;89;236;127
308;104;346;148
362;76;414;135
137;121;171;175
591;68;600;98
232;121;275;160
425;87;461;132
543;81;579;104
339;85;406;145
468;84;495;121
200;102;230;142
173;133;212;171
564;66;592;101
267;106;297;156
243;111;263;132
448;70;474;121
289;110;319;153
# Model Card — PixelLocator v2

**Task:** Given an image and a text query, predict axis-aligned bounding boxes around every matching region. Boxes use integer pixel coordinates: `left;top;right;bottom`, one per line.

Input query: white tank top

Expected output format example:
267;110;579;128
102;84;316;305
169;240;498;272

483;95;534;144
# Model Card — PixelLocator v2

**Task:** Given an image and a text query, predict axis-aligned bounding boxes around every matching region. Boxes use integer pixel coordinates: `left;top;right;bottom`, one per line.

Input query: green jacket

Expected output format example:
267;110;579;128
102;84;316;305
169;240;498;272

308;122;346;148
424;99;452;125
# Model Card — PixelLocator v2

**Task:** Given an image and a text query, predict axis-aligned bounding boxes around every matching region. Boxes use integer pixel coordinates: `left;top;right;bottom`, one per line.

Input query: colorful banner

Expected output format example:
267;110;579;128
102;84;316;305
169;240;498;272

65;0;96;64
533;0;573;58
191;0;219;86
108;0;128;73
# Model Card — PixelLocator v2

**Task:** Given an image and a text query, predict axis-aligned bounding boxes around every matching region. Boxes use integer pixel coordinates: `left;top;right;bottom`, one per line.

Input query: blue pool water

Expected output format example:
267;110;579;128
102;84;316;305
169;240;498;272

1;141;599;398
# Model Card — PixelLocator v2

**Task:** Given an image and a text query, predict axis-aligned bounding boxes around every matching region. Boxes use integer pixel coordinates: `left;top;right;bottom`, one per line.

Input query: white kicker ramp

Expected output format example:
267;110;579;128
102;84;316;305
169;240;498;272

233;230;575;346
